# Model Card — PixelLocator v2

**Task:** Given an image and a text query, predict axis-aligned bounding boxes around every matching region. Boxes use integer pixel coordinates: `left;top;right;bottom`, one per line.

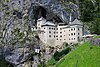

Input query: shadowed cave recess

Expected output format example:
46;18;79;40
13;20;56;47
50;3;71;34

29;5;64;25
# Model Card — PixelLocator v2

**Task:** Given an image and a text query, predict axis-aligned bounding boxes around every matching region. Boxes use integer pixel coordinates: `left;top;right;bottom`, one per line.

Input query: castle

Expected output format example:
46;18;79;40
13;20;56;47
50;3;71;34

32;17;83;47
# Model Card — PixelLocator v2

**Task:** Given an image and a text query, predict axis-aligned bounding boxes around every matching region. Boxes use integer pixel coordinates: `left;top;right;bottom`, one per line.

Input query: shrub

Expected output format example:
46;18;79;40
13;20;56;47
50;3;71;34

53;47;71;61
53;51;60;61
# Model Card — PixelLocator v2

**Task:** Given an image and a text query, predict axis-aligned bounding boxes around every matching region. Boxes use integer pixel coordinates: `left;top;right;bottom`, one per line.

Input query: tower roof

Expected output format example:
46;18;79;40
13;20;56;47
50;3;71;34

71;19;82;25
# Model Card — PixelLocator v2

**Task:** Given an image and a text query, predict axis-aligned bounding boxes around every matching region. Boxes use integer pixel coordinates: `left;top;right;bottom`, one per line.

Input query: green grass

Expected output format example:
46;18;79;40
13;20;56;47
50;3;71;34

55;42;100;67
47;57;57;67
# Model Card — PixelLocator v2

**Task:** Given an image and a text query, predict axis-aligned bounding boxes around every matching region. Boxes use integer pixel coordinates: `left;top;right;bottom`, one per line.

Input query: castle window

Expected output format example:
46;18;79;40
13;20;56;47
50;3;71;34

69;30;70;31
49;35;51;37
54;35;55;38
71;33;73;35
74;33;75;35
44;28;45;29
64;39;66;40
60;39;61;40
49;31;51;33
60;28;62;30
54;28;55;30
74;38;75;40
56;35;58;37
60;35;62;37
70;43;72;44
60;32;62;34
78;28;79;31
49;27;51;29
57;39;58;40
64;35;65;36
69;34;70;36
78;33;80;35
52;28;53;30
78;37;79;40
71;28;73;31
74;28;75;30
54;32;55;34
69;38;70;40
56;28;58;30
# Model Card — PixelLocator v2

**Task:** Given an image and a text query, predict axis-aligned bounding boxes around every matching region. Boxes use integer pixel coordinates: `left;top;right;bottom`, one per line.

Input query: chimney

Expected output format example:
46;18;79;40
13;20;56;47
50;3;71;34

69;13;72;24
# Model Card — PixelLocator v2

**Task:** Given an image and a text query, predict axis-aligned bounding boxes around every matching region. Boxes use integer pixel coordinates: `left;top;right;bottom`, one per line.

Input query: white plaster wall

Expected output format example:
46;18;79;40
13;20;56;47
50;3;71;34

36;18;83;47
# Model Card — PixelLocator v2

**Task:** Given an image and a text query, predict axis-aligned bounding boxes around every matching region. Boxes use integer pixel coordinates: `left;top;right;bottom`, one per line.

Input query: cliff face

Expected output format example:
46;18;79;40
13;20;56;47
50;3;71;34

0;0;79;67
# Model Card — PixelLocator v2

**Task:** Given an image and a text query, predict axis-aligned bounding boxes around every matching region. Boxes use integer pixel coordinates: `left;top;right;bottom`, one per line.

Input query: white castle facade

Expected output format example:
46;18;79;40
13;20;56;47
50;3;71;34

32;17;83;47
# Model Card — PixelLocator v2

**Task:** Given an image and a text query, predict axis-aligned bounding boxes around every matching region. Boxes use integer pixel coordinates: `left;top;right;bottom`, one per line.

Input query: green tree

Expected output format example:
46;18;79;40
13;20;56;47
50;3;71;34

53;51;60;61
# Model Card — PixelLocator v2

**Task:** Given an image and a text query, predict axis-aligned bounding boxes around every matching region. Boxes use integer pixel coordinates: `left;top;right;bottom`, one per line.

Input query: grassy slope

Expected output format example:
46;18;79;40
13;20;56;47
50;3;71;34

47;57;57;67
55;42;100;67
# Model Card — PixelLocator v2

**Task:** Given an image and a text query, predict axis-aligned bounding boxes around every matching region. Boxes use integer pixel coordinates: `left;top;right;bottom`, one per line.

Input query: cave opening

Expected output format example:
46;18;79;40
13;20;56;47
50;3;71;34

37;6;46;19
33;5;63;24
34;6;47;23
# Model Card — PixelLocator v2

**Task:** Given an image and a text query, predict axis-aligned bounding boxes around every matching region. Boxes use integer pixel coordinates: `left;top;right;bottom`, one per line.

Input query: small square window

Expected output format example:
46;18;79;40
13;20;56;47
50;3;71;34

74;28;75;30
74;33;75;35
78;28;79;30
71;28;73;31
71;33;73;35
49;31;51;33
78;33;80;35
60;35;62;37
54;35;55;38
78;37;79;40
49;35;51;37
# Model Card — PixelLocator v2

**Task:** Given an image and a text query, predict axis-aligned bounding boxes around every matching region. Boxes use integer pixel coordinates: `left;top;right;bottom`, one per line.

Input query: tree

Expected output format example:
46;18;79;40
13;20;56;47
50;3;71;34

78;0;100;34
53;51;60;61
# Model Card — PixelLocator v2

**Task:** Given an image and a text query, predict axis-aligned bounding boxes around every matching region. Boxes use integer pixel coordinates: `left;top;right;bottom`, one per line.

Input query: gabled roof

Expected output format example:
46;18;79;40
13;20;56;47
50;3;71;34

71;19;83;25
